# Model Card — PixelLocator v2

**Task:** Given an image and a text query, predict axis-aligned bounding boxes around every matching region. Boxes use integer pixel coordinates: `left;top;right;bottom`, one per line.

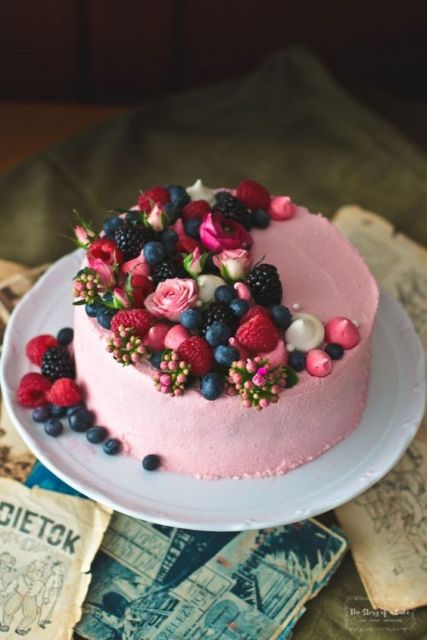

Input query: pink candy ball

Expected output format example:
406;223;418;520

268;195;295;221
164;324;190;350
234;282;252;302
306;349;332;377
325;317;360;349
144;323;170;351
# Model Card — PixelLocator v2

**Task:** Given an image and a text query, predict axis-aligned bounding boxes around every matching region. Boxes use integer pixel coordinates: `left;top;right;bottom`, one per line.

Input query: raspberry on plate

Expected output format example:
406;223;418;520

177;336;214;377
16;372;52;408
47;378;82;407
25;334;58;366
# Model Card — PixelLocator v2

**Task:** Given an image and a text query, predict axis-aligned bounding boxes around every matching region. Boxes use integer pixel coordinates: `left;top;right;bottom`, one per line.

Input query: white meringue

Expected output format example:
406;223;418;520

186;179;216;205
285;313;325;352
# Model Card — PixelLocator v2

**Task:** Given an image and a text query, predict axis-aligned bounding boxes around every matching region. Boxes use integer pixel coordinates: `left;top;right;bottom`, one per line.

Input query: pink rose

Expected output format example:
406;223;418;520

144;278;199;321
146;203;168;231
199;213;253;253
213;249;251;281
120;254;151;279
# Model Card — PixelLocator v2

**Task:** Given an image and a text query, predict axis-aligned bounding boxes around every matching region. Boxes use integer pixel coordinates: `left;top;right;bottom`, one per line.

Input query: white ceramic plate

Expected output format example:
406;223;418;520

1;250;425;531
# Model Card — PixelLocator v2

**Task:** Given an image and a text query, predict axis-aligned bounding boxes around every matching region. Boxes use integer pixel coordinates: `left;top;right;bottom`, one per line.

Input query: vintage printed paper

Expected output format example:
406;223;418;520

0;477;111;639
334;206;427;612
77;515;347;640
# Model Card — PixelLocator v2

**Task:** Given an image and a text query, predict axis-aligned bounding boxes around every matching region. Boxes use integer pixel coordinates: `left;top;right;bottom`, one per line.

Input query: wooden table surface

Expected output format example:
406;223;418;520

0;102;127;174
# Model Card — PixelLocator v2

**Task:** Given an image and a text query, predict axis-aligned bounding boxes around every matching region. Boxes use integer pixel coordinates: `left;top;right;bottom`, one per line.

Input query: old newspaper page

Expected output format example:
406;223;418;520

334;206;427;613
0;477;111;639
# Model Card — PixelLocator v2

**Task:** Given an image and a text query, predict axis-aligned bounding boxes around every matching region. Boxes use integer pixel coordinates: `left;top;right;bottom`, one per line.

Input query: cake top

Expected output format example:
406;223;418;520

72;178;362;409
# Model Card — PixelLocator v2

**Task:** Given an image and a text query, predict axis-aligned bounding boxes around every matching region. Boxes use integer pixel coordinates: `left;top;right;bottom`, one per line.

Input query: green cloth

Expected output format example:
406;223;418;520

1;48;427;638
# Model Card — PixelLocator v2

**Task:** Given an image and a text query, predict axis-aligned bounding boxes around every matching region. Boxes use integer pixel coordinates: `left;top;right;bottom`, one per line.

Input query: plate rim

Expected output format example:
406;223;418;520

1;250;425;530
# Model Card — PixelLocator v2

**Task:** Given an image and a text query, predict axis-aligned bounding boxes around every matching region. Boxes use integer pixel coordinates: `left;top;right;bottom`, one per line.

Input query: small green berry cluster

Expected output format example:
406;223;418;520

73;269;102;304
106;325;146;366
153;350;192;397
226;357;287;410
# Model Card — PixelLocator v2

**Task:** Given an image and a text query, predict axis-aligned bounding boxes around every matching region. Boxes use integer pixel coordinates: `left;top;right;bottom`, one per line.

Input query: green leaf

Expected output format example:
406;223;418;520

283;366;299;389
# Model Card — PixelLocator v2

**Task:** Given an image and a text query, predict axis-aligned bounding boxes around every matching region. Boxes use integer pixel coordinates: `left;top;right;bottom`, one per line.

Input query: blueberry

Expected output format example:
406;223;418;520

144;241;166;265
205;321;231;347
214;345;240;367
150;350;165;369
96;307;116;330
102;291;114;303
142;454;161;471
86;426;108;444
126;210;142;225
160;229;178;254
44;419;63;437
57;327;74;346
164;202;180;224
252;209;271;229
215;285;236;305
50;404;66;418
325;343;344;360
32;405;51;423
66;402;86;417
288;350;306;372
269;305;292;329
167;185;190;206
184;218;201;239
103;438;122;455
103;216;122;236
179;308;203;330
229;298;249;317
69;408;94;432
85;301;102;317
200;372;224;400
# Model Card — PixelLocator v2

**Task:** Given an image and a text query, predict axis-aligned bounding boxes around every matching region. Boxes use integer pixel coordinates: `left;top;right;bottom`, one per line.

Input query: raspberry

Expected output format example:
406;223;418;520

182;200;210;221
25;335;58;366
236;180;270;211
177;336;213;377
17;372;52;408
111;309;154;338
240;305;271;324
47;378;82;407
236;313;278;353
138;186;170;213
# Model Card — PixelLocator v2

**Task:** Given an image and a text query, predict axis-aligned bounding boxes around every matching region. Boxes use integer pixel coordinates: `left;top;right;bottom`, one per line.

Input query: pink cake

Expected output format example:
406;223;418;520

71;180;379;479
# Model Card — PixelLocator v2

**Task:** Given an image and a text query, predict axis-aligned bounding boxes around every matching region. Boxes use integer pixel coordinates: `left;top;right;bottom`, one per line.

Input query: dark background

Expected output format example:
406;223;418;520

1;0;427;105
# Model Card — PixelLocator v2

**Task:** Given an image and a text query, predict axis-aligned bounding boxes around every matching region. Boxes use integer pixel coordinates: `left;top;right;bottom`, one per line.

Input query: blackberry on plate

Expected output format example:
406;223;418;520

246;263;283;306
41;346;75;381
213;191;251;229
201;301;237;337
113;220;149;260
152;255;186;285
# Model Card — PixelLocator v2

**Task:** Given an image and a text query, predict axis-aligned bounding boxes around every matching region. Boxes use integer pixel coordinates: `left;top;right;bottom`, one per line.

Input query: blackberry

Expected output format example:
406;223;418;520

113;221;149;260
246;263;283;306
213;191;251;229
41;347;75;381
201;302;237;337
152;255;186;285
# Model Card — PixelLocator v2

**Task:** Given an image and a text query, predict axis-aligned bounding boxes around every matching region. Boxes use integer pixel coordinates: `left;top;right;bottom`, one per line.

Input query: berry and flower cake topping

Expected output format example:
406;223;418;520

68;178;361;408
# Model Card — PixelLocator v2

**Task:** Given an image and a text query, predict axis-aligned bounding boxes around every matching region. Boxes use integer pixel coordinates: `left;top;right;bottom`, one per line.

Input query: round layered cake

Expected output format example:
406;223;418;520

72;180;379;479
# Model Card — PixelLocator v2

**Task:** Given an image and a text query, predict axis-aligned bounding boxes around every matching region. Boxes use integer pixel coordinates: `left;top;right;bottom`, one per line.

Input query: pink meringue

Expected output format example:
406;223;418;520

143;323;170;351
164;324;191;350
259;339;288;368
325;317;360;349
268;196;295;221
233;282;253;302
306;349;332;377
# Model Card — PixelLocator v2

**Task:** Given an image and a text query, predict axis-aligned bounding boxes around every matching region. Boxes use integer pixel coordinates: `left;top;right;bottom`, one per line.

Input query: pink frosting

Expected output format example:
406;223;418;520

144;278;198;322
325;317;360;349
259;339;288;367
306;349;332;377
74;205;379;479
268;195;295;221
